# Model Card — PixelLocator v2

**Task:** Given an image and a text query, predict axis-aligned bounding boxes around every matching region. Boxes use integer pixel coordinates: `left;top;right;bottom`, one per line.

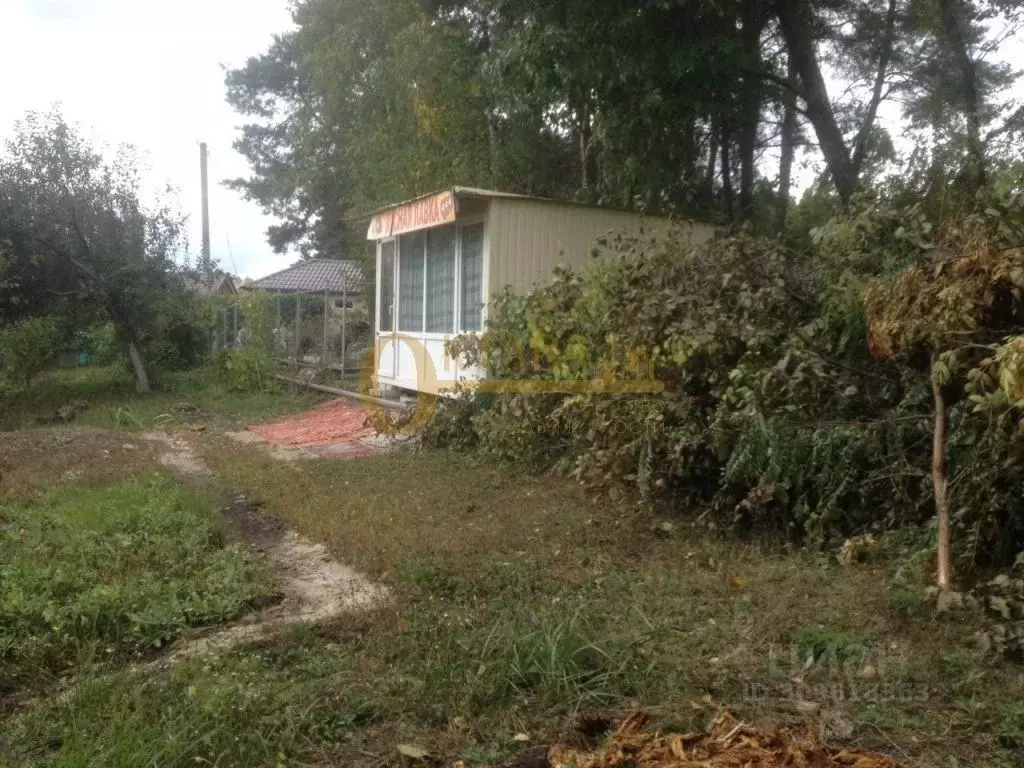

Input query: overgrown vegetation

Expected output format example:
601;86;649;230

212;348;277;393
2;366;1024;765
4;0;1024;761
428;195;1024;618
0;475;275;694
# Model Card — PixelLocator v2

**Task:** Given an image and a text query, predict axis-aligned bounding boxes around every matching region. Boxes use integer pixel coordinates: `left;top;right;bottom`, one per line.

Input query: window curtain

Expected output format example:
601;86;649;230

398;232;425;332
425;225;456;333
379;241;395;332
460;223;484;332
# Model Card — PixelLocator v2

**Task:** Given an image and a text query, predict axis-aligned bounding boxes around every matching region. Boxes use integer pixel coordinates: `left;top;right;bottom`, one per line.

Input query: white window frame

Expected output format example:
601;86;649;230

396;230;428;335
376;236;397;334
380;216;487;340
423;223;458;337
456;214;486;335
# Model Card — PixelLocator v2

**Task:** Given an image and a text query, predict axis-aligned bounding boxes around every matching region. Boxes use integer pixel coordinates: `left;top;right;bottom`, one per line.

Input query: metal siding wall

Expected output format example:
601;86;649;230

487;199;716;296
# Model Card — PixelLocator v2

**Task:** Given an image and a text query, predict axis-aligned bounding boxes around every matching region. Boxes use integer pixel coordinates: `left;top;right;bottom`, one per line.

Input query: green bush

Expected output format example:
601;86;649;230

144;295;212;373
435;230;912;537
427;212;1024;581
421;392;484;452
212;348;277;393
80;323;123;366
0;315;60;388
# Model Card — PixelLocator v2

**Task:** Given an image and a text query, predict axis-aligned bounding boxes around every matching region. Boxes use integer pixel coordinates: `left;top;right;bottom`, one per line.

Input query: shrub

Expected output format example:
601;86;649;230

420;392;483;452
435;230;906;535
426;208;1024;584
147;316;208;371
0;315;60;388
212;348;277;393
80;322;123;366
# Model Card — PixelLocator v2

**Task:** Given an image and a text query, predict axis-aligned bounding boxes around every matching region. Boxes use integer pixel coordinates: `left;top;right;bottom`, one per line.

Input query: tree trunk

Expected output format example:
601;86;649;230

576;96;596;201
932;369;952;590
681;114;697;200
939;0;985;192
851;0;897;178
702;119;719;211
774;0;857;204
480;16;500;187
738;114;758;223
720;123;735;220
738;1;766;223
776;54;798;232
127;340;151;394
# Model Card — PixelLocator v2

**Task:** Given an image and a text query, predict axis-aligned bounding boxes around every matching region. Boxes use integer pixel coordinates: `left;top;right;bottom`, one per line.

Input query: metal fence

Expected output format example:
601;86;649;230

212;290;373;374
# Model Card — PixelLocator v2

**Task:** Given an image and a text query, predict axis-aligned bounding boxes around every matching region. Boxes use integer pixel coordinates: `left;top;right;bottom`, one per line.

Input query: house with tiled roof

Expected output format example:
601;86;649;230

244;259;365;301
185;272;237;296
243;259;371;367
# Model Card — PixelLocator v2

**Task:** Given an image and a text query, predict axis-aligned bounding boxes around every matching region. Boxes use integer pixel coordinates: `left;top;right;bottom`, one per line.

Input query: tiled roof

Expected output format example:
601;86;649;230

185;274;236;295
247;259;365;294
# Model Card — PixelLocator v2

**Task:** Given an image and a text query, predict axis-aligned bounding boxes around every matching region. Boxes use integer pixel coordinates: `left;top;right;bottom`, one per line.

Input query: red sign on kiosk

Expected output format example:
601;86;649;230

368;190;457;239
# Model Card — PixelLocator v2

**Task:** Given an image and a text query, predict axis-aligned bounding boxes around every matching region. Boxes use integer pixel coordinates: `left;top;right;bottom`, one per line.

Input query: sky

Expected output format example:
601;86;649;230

0;0;296;279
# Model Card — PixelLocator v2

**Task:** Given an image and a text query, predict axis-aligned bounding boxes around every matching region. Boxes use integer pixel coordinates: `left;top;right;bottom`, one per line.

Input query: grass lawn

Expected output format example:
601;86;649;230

187;442;1024;767
4;369;1024;767
0;365;327;432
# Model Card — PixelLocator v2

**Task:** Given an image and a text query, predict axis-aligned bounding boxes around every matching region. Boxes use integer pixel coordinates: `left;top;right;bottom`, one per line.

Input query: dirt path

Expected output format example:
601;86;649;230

142;430;390;660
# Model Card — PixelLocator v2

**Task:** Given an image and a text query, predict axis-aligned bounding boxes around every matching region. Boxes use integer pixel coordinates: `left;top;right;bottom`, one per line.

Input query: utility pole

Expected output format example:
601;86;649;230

200;142;212;280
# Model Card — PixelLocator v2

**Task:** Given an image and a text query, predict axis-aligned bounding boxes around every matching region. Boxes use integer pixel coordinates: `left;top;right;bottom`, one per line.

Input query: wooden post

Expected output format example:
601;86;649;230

233;303;239;347
222;308;228;349
341;279;347;375
932;369;952;590
294;293;301;364
200;142;212;280
323;288;330;364
274;294;282;354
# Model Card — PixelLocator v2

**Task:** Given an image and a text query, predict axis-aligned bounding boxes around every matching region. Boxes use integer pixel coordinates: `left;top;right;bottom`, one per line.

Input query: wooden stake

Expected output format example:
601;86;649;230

323;288;330;364
932;369;952;590
341;279;347;374
294;293;301;364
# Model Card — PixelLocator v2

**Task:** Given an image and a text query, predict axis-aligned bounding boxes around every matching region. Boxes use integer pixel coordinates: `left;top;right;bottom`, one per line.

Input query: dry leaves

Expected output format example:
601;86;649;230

546;711;897;768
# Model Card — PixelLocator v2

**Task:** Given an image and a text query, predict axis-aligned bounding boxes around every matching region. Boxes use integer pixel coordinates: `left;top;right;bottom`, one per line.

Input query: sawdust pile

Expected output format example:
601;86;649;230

546;712;898;768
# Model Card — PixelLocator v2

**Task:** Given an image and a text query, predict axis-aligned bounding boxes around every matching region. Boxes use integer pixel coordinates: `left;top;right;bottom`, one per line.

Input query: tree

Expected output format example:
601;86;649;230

0;111;190;392
865;202;1024;590
775;53;799;231
771;0;906;205
227;0;1023;243
226;0;503;257
899;0;1022;198
0;316;59;388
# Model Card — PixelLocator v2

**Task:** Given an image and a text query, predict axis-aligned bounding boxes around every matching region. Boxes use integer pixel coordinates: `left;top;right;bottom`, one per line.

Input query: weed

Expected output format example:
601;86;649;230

791;626;871;666
191;440;1024;765
998;700;1024;749
397;557;464;598
0;476;275;691
855;703;924;732
501;617;614;702
1;644;371;767
5;431;1024;766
